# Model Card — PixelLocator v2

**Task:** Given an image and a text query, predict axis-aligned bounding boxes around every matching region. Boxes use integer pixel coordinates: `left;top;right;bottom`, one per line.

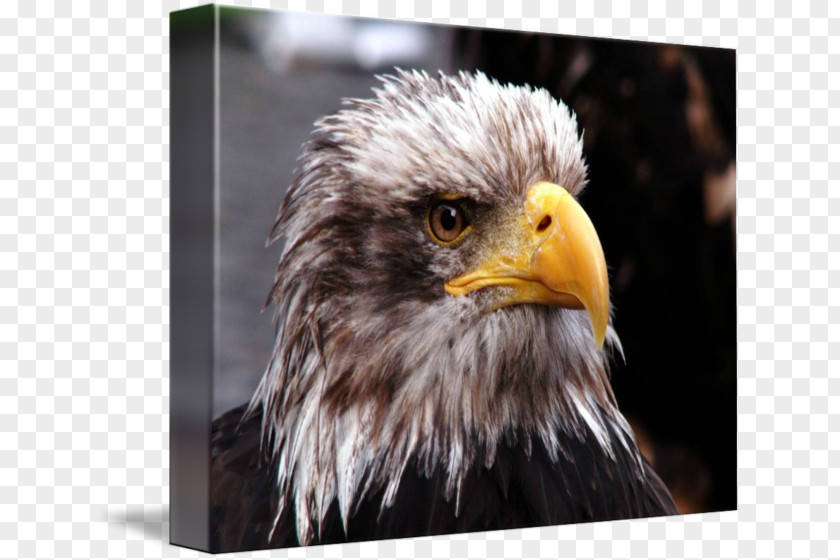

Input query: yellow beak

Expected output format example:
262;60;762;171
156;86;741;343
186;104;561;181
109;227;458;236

444;182;610;348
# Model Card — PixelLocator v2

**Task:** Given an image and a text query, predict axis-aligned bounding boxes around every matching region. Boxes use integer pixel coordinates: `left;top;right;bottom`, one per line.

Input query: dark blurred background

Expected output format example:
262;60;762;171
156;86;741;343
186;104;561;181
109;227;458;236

215;7;736;516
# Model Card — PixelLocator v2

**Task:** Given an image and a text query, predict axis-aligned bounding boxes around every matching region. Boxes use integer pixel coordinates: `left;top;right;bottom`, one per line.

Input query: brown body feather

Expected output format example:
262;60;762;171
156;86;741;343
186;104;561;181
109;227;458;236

211;403;676;552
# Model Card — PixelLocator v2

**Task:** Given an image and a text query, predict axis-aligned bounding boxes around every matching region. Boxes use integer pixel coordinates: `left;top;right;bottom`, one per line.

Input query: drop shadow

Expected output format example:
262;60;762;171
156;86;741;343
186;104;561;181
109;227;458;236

105;505;169;542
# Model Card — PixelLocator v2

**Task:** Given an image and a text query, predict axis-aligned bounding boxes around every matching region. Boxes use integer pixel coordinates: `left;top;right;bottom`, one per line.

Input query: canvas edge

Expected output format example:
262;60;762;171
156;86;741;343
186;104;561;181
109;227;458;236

169;3;217;553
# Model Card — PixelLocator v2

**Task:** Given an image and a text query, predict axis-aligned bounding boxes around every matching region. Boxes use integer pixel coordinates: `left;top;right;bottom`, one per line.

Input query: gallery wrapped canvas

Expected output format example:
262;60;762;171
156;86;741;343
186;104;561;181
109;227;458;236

171;4;735;553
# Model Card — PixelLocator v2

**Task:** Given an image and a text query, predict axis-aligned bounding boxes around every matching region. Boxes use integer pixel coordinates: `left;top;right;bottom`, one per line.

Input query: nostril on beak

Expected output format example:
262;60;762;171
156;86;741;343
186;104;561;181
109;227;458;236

536;215;552;233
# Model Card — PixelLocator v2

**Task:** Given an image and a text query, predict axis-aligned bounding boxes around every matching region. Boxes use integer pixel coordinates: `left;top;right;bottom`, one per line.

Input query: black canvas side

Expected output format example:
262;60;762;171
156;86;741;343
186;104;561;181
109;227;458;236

169;4;217;552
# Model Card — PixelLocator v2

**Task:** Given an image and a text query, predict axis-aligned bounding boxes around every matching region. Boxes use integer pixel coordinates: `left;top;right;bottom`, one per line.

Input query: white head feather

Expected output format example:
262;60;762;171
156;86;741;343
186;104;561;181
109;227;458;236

249;70;639;544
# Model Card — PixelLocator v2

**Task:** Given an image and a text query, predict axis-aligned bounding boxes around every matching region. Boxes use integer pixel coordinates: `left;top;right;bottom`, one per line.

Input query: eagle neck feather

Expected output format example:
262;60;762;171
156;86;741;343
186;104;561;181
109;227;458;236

250;288;640;545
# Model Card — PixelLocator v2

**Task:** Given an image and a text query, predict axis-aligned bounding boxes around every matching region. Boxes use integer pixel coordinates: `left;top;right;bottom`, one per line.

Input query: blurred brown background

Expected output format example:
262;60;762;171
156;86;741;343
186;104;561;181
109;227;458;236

215;7;735;516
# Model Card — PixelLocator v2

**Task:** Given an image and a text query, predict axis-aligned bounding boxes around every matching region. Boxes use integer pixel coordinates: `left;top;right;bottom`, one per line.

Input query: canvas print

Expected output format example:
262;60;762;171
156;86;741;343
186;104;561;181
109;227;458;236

171;5;736;553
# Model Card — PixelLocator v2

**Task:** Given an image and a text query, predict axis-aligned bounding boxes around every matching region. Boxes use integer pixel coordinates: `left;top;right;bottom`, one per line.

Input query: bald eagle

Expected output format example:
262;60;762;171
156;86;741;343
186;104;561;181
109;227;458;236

210;70;677;552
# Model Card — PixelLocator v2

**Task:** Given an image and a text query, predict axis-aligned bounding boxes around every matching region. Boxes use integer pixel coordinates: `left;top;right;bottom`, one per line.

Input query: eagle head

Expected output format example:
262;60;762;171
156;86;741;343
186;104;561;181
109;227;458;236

250;70;636;544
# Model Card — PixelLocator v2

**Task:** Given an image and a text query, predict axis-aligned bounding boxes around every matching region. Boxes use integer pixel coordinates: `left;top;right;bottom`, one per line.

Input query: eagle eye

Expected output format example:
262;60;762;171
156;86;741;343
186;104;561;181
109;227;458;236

428;200;470;244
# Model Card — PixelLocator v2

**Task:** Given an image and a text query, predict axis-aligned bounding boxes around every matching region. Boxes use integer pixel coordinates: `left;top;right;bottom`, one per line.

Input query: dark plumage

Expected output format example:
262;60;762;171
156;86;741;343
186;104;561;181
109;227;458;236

211;70;677;552
212;404;675;551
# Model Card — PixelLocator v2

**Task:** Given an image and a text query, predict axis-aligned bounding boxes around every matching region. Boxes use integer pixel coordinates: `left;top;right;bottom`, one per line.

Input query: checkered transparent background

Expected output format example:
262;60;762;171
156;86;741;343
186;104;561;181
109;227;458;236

0;0;836;558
